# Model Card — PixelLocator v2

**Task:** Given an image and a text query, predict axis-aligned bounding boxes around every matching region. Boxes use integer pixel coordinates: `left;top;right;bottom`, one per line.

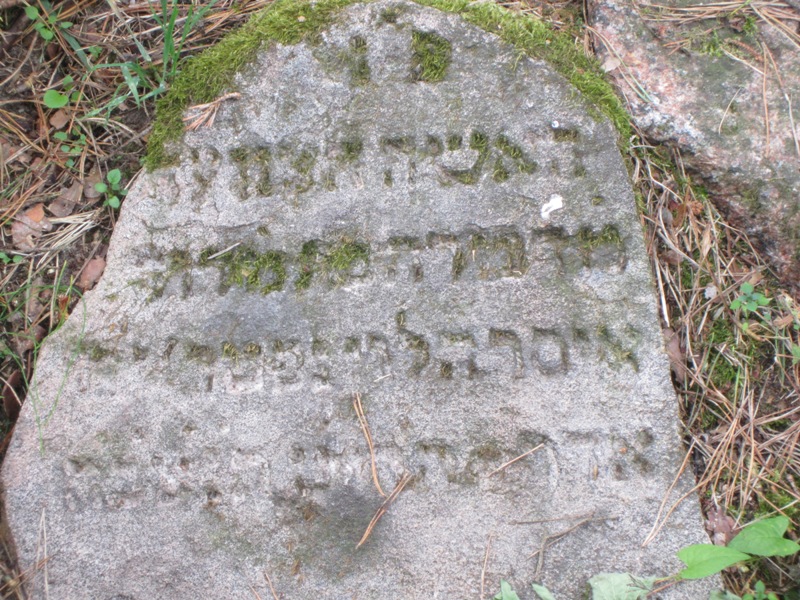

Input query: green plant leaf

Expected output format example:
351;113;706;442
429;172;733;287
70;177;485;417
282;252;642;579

106;196;121;209
728;516;800;557
493;580;521;600
587;573;654;599
43;89;69;109
532;583;557;600
59;21;73;28
741;282;754;295
94;182;108;194
39;27;54;41
677;544;751;579
731;298;742;310
107;169;122;185
53;131;68;141
24;5;39;19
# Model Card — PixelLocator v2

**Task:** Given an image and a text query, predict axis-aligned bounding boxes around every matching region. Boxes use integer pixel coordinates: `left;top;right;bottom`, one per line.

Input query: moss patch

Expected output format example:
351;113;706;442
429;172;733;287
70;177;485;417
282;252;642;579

146;0;631;170
218;247;288;295
410;29;452;82
145;0;359;169
325;239;369;271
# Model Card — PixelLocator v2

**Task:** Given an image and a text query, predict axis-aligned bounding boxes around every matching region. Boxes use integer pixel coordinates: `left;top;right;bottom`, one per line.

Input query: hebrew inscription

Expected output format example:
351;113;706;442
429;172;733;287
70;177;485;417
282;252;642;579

3;2;712;599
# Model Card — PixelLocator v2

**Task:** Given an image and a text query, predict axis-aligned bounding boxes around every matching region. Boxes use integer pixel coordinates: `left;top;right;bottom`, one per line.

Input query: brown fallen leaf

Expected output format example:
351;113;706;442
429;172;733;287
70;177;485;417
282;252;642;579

49;180;82;217
11;203;53;251
2;370;23;422
84;163;103;200
705;505;737;546
26;203;45;223
78;257;106;290
700;227;713;261
12;326;45;356
49;109;69;130
662;250;683;266
663;327;690;382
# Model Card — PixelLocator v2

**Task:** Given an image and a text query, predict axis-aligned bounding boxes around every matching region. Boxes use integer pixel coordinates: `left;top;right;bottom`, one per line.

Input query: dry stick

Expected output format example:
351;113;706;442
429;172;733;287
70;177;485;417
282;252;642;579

263;571;280;600
487;443;544;477
249;585;263;600
353;392;386;497
356;472;412;549
480;534;493;600
643;440;696;546
718;88;745;135
205;242;242;261
530;516;597;580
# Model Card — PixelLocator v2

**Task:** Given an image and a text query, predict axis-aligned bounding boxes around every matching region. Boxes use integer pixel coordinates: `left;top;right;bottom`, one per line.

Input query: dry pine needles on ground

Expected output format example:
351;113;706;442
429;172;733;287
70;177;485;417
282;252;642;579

1;0;799;597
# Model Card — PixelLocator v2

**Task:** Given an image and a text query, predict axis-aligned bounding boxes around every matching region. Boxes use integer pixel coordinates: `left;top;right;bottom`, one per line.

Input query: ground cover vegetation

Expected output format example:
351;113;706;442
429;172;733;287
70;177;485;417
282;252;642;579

0;0;798;597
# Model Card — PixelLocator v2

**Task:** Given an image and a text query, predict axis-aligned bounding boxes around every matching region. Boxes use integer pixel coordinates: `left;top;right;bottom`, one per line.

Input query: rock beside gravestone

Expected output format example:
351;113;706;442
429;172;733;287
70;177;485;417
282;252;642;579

3;1;715;597
588;0;800;289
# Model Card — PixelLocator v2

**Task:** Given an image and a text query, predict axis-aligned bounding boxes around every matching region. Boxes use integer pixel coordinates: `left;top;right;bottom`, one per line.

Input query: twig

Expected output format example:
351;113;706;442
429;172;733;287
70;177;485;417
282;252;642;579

354;392;386;497
480;533;493;600
183;92;241;131
205;242;242;261
530;515;598;580
487;444;544;477
356;472;412;548
263;571;279;600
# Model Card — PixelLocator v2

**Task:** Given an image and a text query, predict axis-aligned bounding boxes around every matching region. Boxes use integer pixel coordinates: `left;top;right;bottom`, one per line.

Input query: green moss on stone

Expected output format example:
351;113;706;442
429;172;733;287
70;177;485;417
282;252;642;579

146;0;632;170
446;134;462;151
349;35;371;86
220;247;287;294
411;29;452;82
340;137;364;162
296;240;319;290
325;239;369;271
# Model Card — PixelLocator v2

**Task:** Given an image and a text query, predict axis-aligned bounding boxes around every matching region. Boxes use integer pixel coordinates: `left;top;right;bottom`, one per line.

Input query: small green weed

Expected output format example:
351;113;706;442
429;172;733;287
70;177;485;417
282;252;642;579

94;169;127;209
54;125;87;168
0;253;23;266
89;0;217;116
730;282;771;319
43;75;81;111
24;3;73;43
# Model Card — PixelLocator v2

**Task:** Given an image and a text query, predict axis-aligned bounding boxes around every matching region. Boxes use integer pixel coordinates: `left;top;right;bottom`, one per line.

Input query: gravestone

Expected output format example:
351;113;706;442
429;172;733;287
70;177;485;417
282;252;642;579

2;1;715;597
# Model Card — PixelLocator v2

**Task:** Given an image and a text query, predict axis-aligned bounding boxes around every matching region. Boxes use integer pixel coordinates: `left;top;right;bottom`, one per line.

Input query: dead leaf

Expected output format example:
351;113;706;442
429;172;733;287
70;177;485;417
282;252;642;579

26;203;45;223
12;326;45;356
662;250;683;266
700;227;713;260
49;109;69;130
2;370;23;422
84;163;103;200
11;203;53;251
78;257;106;290
705;506;737;546
49;180;82;217
663;327;690;382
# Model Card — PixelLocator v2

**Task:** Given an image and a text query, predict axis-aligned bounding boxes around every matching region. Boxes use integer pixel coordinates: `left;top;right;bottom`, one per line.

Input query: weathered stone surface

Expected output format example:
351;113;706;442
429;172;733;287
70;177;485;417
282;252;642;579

589;0;800;288
3;2;713;597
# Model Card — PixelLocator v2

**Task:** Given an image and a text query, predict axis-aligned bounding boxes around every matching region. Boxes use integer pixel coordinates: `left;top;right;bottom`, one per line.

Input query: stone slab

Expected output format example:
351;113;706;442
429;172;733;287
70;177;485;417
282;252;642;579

589;0;800;288
3;2;714;598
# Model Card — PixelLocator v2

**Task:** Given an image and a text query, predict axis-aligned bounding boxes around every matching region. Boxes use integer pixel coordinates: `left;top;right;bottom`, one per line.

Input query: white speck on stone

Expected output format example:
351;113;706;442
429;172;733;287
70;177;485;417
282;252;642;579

704;285;718;300
551;120;560;128
541;194;564;219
